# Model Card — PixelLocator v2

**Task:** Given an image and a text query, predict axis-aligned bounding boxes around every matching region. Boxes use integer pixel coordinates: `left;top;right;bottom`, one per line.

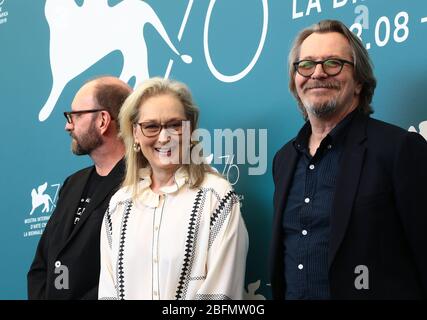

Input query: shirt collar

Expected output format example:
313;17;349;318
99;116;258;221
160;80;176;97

293;108;358;153
136;166;189;208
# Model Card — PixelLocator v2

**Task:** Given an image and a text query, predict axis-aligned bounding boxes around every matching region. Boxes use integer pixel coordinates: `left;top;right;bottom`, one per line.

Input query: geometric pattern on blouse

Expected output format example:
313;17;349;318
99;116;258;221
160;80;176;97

115;199;133;300
175;188;237;300
195;293;231;300
175;189;204;300
104;205;113;249
208;190;237;249
105;187;237;300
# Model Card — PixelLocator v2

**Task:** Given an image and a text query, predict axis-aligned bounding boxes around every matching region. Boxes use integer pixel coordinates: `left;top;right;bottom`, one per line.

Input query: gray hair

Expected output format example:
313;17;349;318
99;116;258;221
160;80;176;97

288;19;377;119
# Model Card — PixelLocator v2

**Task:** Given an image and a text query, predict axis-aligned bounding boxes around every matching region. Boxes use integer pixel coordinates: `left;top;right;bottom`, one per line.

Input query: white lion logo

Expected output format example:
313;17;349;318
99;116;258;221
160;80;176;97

39;0;191;122
29;182;54;215
408;121;427;141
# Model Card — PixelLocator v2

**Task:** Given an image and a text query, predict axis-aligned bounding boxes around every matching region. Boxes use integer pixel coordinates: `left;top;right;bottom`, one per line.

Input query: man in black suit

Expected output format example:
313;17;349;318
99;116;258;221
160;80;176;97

28;76;132;299
270;20;427;299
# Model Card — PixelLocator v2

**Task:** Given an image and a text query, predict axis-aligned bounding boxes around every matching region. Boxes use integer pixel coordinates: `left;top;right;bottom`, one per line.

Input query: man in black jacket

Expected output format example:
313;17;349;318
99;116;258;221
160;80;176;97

270;20;427;299
28;76;132;299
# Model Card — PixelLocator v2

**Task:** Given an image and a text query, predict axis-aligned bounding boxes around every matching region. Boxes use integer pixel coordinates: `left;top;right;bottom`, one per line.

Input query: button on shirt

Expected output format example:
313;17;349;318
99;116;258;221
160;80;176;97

282;110;356;300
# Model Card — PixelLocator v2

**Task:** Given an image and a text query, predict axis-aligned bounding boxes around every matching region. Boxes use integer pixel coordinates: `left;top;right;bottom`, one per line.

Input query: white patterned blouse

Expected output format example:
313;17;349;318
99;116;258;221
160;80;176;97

98;166;249;300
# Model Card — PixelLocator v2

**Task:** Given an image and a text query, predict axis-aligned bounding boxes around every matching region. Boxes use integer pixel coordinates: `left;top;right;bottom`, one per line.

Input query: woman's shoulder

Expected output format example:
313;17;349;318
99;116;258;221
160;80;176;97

108;185;133;212
200;172;234;196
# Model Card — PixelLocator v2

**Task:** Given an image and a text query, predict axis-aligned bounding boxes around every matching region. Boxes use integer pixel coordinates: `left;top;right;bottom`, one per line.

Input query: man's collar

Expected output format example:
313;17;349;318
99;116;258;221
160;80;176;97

328;108;358;142
293;108;359;152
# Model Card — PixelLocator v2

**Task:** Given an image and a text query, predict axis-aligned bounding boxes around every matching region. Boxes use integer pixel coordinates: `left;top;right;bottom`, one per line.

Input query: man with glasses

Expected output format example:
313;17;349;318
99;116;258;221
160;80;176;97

270;20;427;299
28;76;132;299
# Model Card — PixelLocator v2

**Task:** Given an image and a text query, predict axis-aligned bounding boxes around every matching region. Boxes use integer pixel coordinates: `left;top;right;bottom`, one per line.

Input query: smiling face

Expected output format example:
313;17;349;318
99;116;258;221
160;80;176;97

133;93;188;176
295;32;362;119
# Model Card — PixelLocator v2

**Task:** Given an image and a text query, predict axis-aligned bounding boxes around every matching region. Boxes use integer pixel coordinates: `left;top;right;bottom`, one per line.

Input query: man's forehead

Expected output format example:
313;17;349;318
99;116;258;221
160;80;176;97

72;83;97;110
299;32;352;59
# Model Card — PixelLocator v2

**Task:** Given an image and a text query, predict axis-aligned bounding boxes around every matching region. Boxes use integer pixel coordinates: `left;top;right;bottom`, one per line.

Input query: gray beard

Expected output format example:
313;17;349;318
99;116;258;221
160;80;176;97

304;99;338;119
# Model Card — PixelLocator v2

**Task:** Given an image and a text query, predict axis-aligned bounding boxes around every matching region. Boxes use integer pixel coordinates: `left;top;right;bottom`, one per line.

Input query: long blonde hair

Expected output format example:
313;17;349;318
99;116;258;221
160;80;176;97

119;77;214;196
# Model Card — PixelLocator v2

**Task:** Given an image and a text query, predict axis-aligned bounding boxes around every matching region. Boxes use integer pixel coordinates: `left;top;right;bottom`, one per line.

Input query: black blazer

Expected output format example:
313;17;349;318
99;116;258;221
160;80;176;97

270;113;427;299
27;159;125;299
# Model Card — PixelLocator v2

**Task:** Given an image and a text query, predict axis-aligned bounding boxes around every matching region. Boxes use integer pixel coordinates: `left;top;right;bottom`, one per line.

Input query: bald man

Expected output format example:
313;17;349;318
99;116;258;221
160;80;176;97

28;76;132;299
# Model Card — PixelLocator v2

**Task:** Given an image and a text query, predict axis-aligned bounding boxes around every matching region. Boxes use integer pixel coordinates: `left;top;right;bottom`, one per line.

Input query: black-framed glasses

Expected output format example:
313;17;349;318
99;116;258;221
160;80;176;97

293;58;354;77
63;109;107;124
136;119;187;137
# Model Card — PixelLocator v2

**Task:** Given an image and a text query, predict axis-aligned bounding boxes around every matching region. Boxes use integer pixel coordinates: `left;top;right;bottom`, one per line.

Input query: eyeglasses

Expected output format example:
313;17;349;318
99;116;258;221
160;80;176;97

293;58;354;77
63;109;107;124
136;120;187;137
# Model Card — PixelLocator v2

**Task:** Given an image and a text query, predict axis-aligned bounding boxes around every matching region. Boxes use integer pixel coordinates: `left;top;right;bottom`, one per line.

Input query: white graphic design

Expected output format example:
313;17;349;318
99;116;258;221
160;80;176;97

204;0;268;82
0;0;9;26
39;0;191;122
30;182;53;215
29;182;60;215
39;0;269;121
24;182;60;238
409;121;427;141
243;280;266;300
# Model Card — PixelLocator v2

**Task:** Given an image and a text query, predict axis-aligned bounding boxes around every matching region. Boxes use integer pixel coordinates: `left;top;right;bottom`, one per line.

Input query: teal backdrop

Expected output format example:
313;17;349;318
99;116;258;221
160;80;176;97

0;0;426;299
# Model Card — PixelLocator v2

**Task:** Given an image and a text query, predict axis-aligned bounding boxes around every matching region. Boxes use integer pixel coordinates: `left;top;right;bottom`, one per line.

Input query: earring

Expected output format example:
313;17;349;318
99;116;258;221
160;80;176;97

133;142;140;152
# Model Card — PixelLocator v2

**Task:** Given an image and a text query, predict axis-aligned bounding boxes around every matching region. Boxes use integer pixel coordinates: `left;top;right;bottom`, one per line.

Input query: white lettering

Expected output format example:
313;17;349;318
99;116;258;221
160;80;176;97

163;305;196;317
354;5;369;29
247;129;267;175
354;265;369;290
333;0;348;9
191;128;211;165
292;0;304;19
306;0;321;16
54;265;69;290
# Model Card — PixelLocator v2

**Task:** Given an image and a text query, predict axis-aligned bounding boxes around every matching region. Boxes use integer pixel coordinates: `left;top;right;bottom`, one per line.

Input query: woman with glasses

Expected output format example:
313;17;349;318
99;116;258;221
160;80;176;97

98;77;249;300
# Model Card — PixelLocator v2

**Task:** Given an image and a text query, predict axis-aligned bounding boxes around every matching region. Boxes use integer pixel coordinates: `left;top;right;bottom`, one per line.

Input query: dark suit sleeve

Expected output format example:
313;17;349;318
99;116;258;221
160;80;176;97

27;177;69;300
27;222;50;299
272;152;277;181
393;132;427;294
272;150;281;185
80;285;99;300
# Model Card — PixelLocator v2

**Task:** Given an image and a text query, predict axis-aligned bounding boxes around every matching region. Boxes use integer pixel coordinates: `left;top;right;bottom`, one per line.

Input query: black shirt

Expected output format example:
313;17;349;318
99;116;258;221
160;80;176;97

282;110;357;299
73;169;105;227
